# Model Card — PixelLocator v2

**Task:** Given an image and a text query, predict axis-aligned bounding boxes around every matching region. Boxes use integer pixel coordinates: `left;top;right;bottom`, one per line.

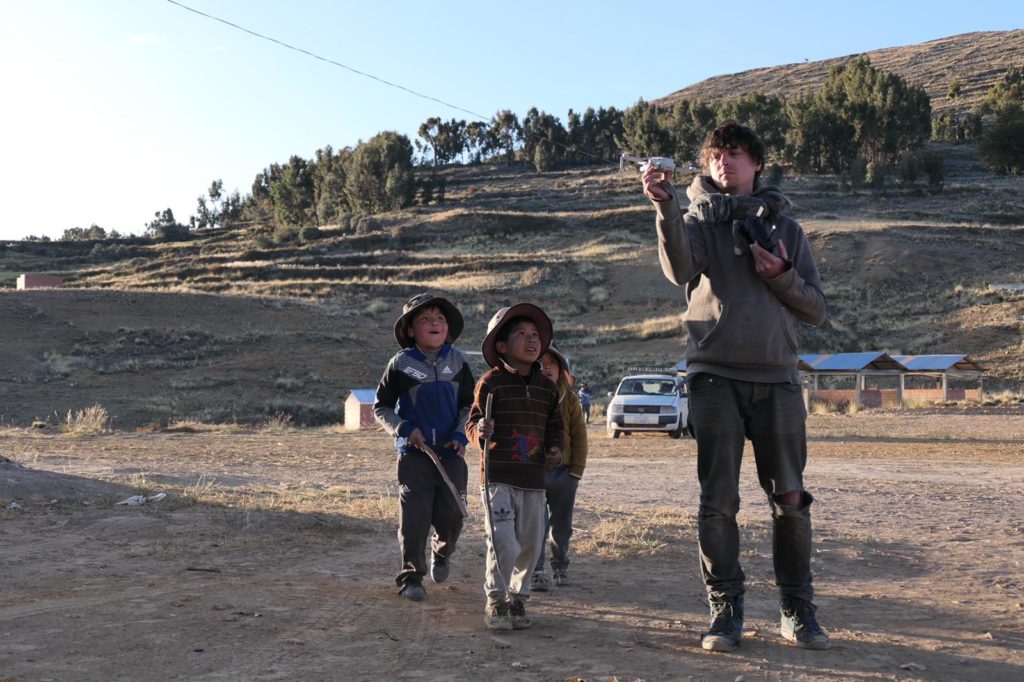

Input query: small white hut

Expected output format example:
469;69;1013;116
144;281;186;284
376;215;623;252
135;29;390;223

344;389;377;430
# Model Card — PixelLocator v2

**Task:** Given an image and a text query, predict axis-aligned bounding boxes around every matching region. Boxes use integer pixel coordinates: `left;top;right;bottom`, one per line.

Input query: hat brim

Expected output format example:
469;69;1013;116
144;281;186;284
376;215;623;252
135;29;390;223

394;297;464;348
482;303;552;368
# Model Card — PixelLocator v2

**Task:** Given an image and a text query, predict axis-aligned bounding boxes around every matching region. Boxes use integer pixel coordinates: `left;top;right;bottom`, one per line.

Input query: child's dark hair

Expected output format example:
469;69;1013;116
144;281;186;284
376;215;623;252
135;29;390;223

495;316;533;344
699;120;766;181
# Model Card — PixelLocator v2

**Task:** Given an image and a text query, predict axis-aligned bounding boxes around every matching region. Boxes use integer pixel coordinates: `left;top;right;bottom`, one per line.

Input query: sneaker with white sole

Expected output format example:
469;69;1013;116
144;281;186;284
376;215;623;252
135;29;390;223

530;571;550;592
484;600;513;631
780;598;830;650
701;597;743;652
552;568;569;586
508;597;532;630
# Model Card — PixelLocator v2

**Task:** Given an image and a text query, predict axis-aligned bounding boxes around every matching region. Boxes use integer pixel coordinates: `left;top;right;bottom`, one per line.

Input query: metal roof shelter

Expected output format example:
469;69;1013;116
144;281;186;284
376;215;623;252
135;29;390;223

800;352;907;407
891;354;986;401
676;353;986;406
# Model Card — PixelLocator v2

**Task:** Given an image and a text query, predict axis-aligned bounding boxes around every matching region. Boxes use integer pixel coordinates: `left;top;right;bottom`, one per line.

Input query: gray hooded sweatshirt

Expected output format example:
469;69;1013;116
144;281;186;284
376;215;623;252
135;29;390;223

654;176;827;384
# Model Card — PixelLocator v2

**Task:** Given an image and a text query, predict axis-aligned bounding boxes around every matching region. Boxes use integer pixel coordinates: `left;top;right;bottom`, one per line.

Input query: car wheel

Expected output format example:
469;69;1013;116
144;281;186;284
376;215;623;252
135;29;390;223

609;428;620;439
669;421;683;439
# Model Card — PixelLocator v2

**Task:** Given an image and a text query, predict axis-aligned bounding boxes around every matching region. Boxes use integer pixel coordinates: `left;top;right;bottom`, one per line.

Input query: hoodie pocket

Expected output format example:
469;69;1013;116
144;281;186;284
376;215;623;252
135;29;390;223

694;301;798;367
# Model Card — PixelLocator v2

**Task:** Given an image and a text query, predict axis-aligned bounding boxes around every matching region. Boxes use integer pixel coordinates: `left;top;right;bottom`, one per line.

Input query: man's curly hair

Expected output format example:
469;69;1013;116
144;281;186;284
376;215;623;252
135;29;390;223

699;120;766;182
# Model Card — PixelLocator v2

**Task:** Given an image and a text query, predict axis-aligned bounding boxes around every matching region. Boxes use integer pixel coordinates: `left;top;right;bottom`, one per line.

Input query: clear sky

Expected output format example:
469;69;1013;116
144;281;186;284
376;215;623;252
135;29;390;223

1;0;1021;240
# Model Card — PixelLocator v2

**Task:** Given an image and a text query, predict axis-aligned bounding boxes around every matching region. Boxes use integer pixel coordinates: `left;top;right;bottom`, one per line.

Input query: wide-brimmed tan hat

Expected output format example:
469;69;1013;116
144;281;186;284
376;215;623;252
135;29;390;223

481;303;552;368
393;293;464;348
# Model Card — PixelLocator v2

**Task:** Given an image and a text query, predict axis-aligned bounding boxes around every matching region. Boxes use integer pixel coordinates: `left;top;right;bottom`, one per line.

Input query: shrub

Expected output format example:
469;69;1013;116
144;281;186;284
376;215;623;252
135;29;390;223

979;114;1024;174
63;404;112;435
355;216;381;234
898;154;919;185
866;161;886;189
847;158;867;188
920;151;945;188
299;225;323;242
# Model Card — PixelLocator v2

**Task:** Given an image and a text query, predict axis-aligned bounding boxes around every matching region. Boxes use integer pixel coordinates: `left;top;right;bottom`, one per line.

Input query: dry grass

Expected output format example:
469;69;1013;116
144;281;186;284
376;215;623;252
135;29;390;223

574;506;693;558
62;404;112;435
809;399;862;415
981;389;1024;406
259;412;295;431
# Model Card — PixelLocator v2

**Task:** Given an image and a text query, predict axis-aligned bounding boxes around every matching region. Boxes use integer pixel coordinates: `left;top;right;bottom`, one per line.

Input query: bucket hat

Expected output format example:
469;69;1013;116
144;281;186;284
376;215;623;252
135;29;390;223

393;293;464;348
481;303;552;368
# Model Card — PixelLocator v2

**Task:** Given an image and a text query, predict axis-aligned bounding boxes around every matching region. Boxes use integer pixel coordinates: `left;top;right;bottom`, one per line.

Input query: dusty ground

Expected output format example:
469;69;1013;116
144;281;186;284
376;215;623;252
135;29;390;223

2;409;1023;681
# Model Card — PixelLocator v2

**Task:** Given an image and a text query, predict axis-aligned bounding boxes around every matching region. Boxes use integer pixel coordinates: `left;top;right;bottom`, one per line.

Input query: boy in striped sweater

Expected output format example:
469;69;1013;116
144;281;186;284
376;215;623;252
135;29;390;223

467;303;563;630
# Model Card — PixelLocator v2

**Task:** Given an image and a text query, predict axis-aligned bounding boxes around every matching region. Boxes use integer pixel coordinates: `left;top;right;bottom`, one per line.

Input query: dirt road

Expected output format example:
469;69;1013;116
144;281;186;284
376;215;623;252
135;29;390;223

2;410;1022;681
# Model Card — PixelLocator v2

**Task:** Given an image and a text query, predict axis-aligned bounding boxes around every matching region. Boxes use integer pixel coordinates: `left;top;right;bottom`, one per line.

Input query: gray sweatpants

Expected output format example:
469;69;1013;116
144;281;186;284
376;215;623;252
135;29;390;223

481;483;546;605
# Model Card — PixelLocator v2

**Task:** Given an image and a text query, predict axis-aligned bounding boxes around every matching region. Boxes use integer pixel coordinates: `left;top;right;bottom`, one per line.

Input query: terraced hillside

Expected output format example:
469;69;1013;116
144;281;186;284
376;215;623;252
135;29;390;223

658;30;1024;117
1;143;1022;427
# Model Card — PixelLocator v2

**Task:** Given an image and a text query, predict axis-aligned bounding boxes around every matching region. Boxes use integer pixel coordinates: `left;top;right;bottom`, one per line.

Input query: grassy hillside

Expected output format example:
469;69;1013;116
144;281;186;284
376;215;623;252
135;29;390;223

1;142;1022;428
657;30;1024;117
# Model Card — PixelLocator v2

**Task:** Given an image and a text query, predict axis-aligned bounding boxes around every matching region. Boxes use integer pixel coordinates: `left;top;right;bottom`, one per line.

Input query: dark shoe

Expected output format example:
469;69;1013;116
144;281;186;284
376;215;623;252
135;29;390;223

552;568;569;586
484;600;513;630
400;582;426;602
530;571;550;592
430;552;450;584
781;599;830;649
701;597;743;652
508;597;533;630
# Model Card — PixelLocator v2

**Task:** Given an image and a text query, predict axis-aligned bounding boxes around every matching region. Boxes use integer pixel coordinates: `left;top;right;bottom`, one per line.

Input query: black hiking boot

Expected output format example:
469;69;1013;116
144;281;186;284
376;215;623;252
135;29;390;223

701;596;743;652
780;598;830;650
399;582;426;602
429;552;450;584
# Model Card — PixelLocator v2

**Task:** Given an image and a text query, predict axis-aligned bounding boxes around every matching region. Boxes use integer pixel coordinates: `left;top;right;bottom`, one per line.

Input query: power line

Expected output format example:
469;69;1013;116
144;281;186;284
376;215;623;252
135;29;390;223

164;0;620;167
165;0;489;121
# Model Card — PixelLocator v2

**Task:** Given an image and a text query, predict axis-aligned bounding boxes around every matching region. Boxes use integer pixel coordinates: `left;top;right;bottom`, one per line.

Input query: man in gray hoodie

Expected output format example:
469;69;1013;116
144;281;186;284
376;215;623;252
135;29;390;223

644;121;830;652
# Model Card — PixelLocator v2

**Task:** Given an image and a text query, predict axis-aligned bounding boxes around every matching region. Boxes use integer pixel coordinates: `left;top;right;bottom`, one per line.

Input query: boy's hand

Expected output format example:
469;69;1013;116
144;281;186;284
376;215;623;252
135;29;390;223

545;446;562;471
445;440;465;457
408;428;426;450
477;418;495;441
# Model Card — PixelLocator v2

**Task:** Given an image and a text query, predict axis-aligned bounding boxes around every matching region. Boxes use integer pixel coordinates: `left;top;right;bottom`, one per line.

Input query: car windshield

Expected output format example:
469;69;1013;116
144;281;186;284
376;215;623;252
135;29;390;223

618;379;677;396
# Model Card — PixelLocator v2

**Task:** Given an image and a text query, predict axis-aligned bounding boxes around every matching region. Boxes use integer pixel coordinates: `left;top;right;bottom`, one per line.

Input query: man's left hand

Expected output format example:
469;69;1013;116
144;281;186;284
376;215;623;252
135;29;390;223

445;440;465;457
751;239;790;279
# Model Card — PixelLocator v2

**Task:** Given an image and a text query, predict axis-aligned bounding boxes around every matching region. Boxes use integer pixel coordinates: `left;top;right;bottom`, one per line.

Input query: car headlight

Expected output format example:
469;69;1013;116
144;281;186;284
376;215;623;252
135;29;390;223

659;406;677;415
609;402;624;415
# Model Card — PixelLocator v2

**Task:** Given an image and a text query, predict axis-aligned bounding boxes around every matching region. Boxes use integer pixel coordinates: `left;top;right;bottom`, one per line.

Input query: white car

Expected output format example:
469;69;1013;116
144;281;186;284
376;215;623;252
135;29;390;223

606;374;688;439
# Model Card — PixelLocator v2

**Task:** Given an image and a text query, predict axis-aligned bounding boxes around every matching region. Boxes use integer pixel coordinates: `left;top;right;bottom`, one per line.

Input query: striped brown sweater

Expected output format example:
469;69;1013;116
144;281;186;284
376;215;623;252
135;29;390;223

466;363;563;490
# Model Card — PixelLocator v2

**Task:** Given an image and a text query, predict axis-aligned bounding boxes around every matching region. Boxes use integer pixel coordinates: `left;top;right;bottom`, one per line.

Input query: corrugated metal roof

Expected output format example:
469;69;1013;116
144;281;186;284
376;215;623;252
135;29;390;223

798;352;903;371
892;355;985;372
348;389;377;404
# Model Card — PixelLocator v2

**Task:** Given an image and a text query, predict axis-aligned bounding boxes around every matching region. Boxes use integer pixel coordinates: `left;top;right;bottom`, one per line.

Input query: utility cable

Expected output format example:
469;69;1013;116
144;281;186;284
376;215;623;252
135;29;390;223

164;0;621;167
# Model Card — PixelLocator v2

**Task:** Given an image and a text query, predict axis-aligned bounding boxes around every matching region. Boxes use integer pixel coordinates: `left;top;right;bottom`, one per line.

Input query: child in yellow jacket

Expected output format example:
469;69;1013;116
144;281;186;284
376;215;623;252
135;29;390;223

531;341;587;590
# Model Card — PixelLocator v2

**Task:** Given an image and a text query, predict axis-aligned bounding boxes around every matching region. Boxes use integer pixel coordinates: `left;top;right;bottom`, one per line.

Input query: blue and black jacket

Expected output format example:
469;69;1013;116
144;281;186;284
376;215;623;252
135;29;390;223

373;344;475;459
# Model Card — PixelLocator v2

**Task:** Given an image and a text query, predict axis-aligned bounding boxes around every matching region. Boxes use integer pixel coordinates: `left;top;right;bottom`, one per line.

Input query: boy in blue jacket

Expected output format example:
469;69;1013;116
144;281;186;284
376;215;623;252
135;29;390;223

373;294;476;601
